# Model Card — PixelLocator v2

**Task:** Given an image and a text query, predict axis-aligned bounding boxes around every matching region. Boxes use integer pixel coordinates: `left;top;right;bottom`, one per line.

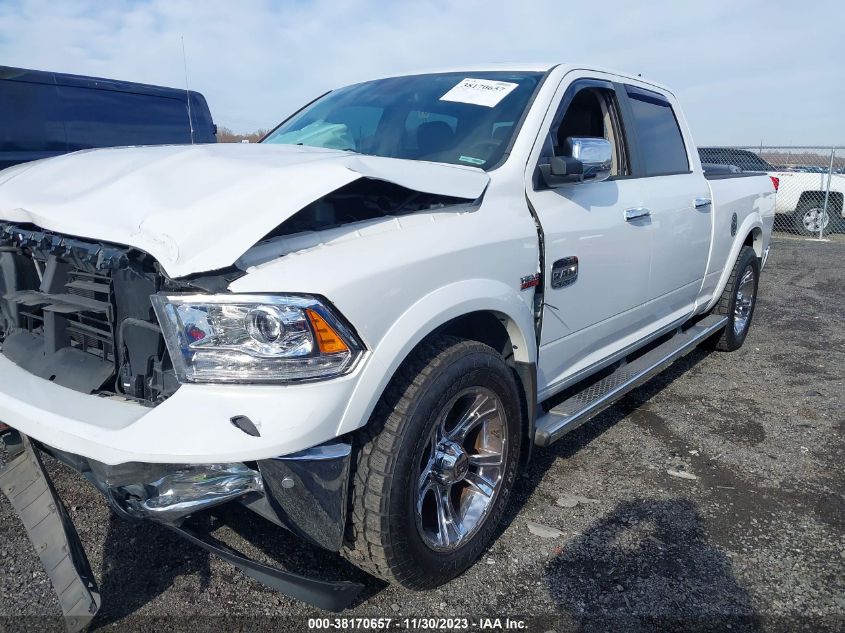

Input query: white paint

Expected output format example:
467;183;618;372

769;170;845;219
0;143;489;278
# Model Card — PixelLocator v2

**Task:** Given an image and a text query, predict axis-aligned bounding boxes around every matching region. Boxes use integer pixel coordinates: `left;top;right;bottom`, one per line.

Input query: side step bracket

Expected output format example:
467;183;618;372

534;315;728;447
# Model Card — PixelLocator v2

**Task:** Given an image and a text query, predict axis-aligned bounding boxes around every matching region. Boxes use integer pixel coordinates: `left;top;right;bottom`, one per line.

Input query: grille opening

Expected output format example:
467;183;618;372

68;323;115;362
65;270;112;300
1;223;174;403
19;309;43;332
63;269;116;363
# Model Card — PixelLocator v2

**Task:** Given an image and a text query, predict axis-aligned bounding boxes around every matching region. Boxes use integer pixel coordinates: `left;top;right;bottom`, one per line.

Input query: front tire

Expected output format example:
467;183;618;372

342;336;522;589
708;245;760;351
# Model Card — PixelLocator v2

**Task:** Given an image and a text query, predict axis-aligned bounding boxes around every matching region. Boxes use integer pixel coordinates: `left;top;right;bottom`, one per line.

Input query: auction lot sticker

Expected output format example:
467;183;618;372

440;78;518;107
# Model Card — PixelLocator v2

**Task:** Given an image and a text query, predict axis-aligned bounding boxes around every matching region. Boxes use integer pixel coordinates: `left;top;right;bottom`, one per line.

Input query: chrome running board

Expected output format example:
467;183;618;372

534;315;728;447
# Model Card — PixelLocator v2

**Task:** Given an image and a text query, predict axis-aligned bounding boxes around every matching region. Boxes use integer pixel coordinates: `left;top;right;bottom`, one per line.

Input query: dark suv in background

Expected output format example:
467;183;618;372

0;65;216;170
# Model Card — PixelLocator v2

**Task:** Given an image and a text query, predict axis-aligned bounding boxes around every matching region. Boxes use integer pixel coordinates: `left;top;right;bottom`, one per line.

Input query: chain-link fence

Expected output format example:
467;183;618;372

698;146;844;238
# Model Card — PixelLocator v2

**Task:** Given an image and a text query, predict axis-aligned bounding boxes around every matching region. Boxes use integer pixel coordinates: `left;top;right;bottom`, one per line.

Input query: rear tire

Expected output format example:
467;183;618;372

793;198;831;236
342;335;522;589
708;245;759;351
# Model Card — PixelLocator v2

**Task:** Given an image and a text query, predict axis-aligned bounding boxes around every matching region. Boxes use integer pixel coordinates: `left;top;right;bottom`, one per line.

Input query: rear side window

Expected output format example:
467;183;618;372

625;86;689;176
57;86;194;149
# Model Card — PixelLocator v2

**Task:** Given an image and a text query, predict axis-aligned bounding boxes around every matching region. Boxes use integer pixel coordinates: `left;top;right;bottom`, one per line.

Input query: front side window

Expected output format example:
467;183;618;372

547;86;629;177
625;86;689;176
262;72;544;170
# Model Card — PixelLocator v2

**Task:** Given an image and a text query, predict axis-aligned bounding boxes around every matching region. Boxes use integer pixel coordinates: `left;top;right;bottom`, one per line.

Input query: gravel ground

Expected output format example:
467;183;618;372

1;236;843;632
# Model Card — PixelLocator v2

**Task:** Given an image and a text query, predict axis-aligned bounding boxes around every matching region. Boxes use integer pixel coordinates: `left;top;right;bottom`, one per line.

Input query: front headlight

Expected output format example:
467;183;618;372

150;294;363;383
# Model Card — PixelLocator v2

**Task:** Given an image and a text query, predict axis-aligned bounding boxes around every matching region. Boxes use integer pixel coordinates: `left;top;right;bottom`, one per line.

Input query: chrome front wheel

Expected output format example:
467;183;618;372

415;387;507;551
342;336;521;589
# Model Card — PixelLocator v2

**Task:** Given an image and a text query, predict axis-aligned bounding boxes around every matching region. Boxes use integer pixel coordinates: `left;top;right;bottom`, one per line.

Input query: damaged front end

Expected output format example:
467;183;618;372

1;432;363;622
0;221;180;402
39;436;354;554
0;222;364;613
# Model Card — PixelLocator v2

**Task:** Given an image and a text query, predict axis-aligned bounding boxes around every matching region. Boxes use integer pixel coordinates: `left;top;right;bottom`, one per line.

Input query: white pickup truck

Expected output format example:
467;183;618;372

0;63;774;617
699;147;844;235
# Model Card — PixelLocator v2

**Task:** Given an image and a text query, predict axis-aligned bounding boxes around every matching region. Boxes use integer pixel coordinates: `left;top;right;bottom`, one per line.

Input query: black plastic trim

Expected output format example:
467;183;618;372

514;360;538;470
0;437;101;629
167;523;364;612
487;66;557;171
704;172;761;181
614;82;646;178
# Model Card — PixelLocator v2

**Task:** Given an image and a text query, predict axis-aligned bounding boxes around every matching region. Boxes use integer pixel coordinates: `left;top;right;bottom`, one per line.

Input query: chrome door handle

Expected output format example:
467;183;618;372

624;207;651;221
694;197;712;208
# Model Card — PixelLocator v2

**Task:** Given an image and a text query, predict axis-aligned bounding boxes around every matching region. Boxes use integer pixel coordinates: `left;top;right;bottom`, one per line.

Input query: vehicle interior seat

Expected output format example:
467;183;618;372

556;91;604;155
416;121;455;157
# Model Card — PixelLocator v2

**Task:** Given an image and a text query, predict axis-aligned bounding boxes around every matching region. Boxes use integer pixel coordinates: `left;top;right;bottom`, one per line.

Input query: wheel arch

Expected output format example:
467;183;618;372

335;280;537;444
432;311;537;470
703;215;764;313
797;190;844;213
744;225;763;258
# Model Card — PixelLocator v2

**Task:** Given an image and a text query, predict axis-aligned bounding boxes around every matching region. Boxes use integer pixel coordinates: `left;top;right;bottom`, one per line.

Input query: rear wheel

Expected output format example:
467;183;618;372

793;199;831;236
708;245;759;351
342;336;521;588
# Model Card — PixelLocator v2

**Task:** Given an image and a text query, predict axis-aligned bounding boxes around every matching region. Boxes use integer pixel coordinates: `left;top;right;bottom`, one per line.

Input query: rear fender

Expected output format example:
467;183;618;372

703;214;764;313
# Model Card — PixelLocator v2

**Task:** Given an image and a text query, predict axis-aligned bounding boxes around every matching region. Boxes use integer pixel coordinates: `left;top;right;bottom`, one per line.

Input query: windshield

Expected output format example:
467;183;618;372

262;71;544;170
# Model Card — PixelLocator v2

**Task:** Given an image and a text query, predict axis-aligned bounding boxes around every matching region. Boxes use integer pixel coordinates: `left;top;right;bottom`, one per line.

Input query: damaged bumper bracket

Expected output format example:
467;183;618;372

167;523;364;612
1;433;364;619
0;435;100;632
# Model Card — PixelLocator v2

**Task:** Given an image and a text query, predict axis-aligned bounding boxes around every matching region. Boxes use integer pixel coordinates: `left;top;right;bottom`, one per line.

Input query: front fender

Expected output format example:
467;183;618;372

335;278;536;437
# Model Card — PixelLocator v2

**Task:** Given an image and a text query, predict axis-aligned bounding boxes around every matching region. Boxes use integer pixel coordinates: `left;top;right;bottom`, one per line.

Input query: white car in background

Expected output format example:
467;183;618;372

699;147;845;235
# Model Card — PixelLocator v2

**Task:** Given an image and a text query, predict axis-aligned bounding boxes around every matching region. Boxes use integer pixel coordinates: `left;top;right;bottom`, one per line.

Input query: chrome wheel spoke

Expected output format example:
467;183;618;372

464;471;495;498
467;450;503;468
417;479;434;515
447;392;498;443
415;386;508;552
418;438;437;489
733;264;756;336
434;484;464;546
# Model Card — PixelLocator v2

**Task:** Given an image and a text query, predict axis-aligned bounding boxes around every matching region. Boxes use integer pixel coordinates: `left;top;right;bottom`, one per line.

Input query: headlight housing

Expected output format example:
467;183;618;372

150;294;363;383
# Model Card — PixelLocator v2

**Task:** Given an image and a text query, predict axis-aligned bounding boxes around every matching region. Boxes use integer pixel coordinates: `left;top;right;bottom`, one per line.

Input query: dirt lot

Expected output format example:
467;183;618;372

1;236;843;632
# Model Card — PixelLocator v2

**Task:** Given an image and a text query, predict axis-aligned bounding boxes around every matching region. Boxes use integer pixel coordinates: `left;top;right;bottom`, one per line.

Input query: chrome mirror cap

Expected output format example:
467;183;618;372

568;137;612;183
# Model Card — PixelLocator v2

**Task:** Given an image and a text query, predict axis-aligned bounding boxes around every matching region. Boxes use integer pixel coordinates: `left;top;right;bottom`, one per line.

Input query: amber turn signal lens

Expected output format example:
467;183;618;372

306;309;349;354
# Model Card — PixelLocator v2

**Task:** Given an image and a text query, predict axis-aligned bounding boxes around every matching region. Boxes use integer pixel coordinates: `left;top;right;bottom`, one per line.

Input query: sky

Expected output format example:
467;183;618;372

0;0;842;146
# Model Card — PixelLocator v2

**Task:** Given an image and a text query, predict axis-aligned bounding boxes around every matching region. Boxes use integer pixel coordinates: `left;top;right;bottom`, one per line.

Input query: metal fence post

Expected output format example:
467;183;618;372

820;147;835;239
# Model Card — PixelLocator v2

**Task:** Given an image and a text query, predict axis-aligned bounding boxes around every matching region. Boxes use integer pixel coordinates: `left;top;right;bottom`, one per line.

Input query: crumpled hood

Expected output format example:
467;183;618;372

0;143;489;277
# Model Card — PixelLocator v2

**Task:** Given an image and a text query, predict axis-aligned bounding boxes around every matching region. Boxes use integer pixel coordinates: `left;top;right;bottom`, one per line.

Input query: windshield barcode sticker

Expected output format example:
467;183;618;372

440;78;519;107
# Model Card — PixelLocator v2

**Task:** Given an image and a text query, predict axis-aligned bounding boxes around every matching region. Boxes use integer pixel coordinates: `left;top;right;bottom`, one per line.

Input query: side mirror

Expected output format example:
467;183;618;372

539;137;612;188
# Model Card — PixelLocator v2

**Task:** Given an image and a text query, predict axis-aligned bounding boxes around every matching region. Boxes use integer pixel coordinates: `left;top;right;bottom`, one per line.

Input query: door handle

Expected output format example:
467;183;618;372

624;207;651;221
694;197;712;208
